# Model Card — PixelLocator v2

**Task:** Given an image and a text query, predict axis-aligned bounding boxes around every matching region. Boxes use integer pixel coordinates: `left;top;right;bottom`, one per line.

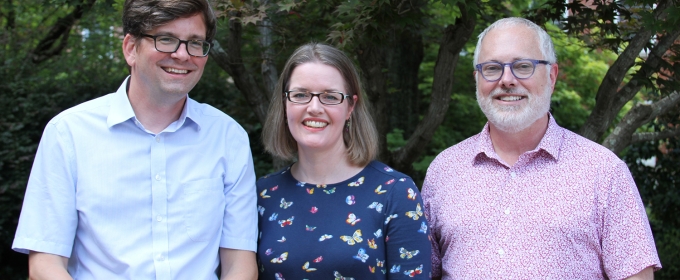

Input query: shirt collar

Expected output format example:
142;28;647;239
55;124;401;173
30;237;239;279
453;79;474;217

474;113;564;165
536;114;563;160
106;76;202;132
107;77;136;128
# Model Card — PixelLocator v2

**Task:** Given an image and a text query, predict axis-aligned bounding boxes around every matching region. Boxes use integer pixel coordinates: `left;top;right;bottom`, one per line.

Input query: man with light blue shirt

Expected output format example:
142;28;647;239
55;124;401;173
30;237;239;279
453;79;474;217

12;0;258;279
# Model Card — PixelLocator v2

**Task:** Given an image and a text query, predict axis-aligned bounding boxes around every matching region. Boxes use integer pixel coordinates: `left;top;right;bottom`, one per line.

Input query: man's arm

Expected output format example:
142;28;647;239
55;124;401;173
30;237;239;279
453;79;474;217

28;251;72;280
219;248;257;280
625;266;654;280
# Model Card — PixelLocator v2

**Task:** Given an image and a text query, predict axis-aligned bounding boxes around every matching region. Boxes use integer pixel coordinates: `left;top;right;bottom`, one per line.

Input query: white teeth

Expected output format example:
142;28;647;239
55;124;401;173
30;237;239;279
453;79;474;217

499;96;522;101
304;121;328;128
164;67;188;74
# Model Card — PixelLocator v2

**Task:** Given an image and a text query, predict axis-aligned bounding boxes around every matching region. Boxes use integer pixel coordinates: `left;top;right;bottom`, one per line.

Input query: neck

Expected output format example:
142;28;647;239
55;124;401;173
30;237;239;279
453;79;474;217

127;81;186;134
292;145;364;185
488;114;549;167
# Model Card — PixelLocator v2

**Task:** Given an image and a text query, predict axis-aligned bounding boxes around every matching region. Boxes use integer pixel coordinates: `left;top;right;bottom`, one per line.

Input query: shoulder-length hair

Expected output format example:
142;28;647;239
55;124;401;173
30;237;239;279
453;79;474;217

262;42;378;166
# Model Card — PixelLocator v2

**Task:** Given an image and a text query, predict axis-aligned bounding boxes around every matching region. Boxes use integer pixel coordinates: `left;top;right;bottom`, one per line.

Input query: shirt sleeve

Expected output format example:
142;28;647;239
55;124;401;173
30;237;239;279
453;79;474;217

219;127;258;252
421;169;443;278
601;160;661;279
383;178;432;279
12;121;78;257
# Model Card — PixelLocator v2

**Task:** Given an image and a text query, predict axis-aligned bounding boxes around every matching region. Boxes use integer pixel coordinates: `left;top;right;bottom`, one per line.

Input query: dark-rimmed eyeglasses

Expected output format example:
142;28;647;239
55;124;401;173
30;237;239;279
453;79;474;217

285;90;350;105
141;33;212;57
475;59;550;82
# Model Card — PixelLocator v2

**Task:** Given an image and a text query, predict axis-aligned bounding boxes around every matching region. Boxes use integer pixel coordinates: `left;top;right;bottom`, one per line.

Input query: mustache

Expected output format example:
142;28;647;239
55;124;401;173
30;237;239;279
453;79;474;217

488;88;529;98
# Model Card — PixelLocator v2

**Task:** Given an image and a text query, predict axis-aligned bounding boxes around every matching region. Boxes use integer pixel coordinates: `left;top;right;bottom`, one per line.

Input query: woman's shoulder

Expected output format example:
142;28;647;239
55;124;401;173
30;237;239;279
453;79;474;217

363;161;414;183
256;165;292;190
360;161;419;195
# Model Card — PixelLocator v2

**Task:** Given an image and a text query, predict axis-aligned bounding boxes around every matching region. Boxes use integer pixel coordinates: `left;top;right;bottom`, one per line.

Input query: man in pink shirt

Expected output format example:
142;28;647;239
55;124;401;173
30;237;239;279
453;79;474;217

421;17;661;279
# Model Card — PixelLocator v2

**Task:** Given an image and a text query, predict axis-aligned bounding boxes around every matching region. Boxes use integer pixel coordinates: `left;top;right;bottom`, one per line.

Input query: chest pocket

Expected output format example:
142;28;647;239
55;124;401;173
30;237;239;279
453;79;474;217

181;178;225;242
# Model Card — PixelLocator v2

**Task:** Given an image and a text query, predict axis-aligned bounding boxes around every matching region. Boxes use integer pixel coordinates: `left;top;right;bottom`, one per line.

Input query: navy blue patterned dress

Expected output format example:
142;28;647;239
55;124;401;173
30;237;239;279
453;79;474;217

256;161;431;279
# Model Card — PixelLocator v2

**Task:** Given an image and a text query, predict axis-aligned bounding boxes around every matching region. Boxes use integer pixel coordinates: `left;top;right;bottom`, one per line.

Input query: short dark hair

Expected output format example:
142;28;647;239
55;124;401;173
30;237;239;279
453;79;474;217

262;43;379;166
122;0;217;42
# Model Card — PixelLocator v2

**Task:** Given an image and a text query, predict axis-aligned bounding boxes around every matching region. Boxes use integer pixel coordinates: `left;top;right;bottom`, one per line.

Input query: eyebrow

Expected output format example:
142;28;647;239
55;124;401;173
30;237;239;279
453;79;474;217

289;87;343;92
152;31;206;41
486;57;531;63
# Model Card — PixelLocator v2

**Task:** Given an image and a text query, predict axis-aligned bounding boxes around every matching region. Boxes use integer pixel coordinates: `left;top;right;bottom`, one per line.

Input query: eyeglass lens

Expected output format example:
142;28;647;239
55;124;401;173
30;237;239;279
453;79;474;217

287;91;346;105
480;60;537;81
153;35;210;56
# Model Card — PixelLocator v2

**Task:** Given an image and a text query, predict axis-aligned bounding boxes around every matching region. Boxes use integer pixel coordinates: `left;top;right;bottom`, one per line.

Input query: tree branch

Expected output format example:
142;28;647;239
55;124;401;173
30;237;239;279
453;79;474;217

578;0;673;141
30;0;96;64
391;3;476;169
603;91;680;154
210;11;269;124
631;129;680;145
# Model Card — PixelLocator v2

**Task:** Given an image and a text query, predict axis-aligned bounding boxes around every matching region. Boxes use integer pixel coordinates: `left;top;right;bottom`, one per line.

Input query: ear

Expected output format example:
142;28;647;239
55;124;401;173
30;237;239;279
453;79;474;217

122;34;137;68
549;63;559;92
347;95;358;120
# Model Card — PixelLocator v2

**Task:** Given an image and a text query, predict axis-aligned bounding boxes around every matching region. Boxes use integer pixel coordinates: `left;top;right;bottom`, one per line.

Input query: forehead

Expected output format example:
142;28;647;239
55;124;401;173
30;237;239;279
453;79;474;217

289;62;346;90
478;25;542;62
150;14;207;39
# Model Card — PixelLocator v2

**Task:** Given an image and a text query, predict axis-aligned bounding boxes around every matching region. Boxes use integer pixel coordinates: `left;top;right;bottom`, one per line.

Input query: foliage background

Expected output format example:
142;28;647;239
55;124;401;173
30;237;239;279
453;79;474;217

0;0;678;278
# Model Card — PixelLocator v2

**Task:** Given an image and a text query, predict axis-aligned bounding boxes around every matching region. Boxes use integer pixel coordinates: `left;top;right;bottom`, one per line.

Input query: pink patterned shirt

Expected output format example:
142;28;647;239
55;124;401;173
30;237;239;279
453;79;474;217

422;116;661;279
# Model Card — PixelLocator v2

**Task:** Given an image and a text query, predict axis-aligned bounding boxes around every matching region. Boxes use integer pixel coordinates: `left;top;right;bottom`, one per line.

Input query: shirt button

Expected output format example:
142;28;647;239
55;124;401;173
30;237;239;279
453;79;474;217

155;174;161;181
510;172;517;178
155;136;161;143
157;254;165;261
504;208;510;215
156;216;163;222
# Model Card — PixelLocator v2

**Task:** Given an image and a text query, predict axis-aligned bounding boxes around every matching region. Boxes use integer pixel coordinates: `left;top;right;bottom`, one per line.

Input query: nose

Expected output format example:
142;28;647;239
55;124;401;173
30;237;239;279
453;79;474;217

306;95;324;114
499;65;516;88
171;42;191;60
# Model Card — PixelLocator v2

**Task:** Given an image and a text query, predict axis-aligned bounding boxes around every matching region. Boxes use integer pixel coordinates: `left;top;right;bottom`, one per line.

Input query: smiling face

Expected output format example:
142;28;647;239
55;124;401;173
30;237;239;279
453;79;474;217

123;13;208;105
475;24;558;133
285;62;355;154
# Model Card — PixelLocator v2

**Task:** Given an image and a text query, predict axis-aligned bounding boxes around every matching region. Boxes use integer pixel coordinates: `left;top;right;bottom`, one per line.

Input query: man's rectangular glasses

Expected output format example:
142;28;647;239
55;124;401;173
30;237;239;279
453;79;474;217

285;90;350;105
141;34;212;57
476;59;550;82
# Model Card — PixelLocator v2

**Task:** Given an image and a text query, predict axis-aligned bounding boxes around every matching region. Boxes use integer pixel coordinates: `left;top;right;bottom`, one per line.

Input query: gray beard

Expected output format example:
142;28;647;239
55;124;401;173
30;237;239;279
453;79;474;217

476;86;552;134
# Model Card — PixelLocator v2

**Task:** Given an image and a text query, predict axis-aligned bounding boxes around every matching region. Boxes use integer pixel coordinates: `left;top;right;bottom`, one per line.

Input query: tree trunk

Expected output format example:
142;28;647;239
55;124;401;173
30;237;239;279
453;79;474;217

258;0;289;170
387;31;424;136
390;5;476;175
357;43;390;161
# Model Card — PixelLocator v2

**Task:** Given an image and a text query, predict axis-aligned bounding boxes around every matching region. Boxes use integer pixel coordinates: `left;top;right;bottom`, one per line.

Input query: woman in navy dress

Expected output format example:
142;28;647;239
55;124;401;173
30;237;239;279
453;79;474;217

257;42;431;279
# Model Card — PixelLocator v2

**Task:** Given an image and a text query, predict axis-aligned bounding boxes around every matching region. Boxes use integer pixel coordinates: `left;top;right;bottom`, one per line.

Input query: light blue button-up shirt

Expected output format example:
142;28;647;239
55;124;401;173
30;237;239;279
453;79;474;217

13;78;258;279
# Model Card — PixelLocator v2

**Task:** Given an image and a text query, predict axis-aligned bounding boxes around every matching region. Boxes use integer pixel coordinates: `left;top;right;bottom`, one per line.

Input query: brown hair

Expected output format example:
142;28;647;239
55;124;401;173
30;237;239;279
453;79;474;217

122;0;217;42
262;43;379;166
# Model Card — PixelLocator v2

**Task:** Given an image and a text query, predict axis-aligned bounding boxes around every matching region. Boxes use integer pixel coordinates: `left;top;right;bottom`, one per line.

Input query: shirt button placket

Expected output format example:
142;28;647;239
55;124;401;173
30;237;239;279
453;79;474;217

150;133;170;278
501;169;516;256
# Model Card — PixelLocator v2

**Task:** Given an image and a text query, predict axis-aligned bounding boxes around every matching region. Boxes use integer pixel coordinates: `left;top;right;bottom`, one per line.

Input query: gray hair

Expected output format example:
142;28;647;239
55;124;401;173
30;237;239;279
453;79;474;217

473;17;557;66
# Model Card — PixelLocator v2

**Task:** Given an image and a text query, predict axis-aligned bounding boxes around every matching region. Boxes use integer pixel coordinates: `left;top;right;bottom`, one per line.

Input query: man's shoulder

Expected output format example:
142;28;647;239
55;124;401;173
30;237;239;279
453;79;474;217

433;133;481;163
49;93;114;125
558;127;623;163
187;98;244;130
